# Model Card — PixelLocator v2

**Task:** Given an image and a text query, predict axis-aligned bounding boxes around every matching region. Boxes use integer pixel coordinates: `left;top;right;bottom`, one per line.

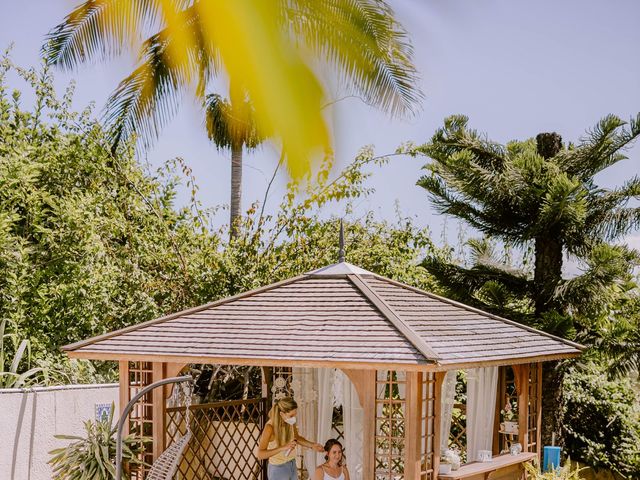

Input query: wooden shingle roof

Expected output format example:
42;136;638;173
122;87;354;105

63;262;582;369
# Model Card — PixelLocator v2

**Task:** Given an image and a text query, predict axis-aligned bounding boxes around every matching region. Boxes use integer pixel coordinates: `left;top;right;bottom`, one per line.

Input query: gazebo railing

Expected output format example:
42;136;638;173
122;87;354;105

166;398;268;480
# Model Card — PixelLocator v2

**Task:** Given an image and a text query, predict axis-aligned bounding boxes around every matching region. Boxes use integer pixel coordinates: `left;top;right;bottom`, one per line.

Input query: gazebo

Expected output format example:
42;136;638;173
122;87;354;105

63;261;582;480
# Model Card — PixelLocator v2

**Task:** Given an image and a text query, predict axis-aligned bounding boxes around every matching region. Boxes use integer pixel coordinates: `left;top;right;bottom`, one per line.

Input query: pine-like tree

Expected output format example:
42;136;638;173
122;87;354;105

415;114;640;447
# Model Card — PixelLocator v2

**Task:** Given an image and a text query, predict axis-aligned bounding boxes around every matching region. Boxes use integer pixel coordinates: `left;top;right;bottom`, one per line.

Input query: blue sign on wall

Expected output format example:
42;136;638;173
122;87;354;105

95;403;112;422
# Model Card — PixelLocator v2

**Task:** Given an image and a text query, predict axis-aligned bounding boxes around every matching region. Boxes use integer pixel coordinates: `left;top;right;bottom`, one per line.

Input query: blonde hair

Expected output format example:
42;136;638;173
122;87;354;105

269;397;297;447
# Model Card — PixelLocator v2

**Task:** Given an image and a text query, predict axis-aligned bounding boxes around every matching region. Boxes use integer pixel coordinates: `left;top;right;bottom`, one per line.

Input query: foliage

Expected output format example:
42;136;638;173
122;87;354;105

409;114;640;468
49;404;148;480
524;459;586;480
43;0;422;179
0;57;438;384
563;363;640;478
0;318;46;388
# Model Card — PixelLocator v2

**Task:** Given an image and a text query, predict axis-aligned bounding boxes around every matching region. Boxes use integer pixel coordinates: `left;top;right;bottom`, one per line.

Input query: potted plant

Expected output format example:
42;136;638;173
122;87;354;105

500;400;519;435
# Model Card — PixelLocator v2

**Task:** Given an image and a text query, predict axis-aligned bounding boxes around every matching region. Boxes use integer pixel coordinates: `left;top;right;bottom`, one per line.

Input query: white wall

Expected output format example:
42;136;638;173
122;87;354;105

0;383;119;480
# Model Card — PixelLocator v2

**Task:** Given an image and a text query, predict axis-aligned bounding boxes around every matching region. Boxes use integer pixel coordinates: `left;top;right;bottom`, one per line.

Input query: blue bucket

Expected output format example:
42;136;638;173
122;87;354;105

543;446;561;471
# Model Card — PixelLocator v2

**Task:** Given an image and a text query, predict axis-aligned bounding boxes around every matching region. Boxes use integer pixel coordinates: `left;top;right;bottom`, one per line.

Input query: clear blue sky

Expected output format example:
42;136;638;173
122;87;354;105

2;0;640;248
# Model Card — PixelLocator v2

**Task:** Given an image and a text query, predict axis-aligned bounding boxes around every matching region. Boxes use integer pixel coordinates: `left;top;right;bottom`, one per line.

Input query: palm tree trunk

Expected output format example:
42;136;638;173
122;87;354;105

535;132;566;449
229;143;243;239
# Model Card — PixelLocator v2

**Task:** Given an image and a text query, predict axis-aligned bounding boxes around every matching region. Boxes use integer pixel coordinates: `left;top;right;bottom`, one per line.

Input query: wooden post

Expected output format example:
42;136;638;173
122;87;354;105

493;366;504;454
118;361;130;435
361;370;376;480
151;362;167;460
536;362;543;457
404;371;421;479
433;371;446;477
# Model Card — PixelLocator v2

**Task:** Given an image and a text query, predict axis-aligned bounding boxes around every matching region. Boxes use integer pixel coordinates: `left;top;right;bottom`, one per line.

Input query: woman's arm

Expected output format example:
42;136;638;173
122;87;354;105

294;427;324;452
256;424;296;460
313;466;325;480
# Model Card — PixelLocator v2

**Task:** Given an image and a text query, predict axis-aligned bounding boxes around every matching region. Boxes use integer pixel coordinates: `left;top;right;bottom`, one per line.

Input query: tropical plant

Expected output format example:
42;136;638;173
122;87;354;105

205;92;263;237
411;114;640;446
0;319;46;388
524;459;586;480
49;404;148;480
43;0;422;181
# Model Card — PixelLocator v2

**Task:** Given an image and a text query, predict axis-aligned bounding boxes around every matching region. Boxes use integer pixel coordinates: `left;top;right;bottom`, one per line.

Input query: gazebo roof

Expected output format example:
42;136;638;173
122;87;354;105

63;262;582;370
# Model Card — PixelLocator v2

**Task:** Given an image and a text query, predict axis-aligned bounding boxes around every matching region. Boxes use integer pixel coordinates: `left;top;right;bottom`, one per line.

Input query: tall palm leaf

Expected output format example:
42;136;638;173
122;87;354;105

43;0;422;179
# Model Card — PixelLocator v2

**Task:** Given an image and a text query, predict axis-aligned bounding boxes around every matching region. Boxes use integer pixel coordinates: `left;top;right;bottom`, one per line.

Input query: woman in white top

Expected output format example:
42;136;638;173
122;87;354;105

314;439;350;480
256;397;323;480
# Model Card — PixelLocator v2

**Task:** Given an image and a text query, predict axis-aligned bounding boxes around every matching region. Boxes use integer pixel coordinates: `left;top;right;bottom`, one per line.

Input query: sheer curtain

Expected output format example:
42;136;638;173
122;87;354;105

292;367;318;477
315;368;335;469
440;370;458;452
341;372;363;480
465;367;498;462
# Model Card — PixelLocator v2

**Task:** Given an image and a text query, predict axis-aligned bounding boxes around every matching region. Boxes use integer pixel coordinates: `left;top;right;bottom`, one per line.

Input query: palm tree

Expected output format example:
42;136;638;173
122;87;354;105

42;0;422;182
205;92;262;237
415;113;640;447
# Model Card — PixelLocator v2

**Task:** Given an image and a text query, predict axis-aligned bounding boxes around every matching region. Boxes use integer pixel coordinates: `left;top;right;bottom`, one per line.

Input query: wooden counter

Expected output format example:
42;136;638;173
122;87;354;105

438;452;537;480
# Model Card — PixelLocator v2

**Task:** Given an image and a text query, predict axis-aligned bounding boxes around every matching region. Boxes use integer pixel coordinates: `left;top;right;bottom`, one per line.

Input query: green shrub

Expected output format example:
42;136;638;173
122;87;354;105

49;405;148;479
563;363;640;478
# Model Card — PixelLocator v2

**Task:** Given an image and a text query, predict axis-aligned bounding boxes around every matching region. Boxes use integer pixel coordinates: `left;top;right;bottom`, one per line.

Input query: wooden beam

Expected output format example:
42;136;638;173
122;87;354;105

66;351;437;370
348;274;441;362
404;371;421;479
118;361;130;436
151;362;167;461
536;362;543;457
361;370;376;480
433;371;446;477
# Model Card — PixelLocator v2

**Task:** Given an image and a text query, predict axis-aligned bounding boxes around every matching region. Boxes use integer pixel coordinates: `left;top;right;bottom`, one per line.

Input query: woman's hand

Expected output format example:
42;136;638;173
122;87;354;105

283;439;297;453
312;443;324;453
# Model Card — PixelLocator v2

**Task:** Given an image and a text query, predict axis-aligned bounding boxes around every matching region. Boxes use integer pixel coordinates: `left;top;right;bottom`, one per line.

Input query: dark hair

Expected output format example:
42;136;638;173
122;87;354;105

323;439;344;464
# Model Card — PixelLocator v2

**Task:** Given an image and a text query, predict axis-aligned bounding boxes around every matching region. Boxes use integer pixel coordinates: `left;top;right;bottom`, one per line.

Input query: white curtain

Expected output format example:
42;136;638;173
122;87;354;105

466;367;498;462
315;368;336;470
340;371;363;480
440;370;458;452
292;367;318;477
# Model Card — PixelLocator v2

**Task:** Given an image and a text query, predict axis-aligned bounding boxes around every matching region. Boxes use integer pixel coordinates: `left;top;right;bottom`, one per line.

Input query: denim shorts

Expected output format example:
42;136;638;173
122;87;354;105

267;459;297;480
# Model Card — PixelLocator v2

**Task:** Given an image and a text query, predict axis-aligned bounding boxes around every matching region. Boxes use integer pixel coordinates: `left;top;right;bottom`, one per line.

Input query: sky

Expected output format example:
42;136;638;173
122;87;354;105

2;0;640;253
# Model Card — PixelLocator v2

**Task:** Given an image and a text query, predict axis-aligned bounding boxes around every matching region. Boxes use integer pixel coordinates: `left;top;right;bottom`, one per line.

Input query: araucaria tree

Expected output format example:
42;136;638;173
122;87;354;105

415;114;640;447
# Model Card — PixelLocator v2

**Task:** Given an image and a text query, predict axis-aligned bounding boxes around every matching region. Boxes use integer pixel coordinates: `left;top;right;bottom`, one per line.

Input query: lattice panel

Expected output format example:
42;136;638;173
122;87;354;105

449;403;467;461
166;398;267;480
527;363;541;453
419;372;436;480
128;361;154;479
375;370;406;480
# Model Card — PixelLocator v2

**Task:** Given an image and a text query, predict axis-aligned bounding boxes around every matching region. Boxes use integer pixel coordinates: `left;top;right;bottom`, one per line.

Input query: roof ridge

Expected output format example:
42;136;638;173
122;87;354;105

347;274;441;363
371;275;585;352
62;274;310;352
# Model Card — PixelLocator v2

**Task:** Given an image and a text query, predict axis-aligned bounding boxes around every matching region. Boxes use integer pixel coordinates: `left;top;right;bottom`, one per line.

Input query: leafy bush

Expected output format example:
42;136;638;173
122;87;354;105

563;363;640;478
49;405;147;479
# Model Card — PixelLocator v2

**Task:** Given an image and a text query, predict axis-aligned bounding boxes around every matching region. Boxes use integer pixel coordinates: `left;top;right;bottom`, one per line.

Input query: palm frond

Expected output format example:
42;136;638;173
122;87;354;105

43;0;164;69
285;0;422;118
105;8;208;150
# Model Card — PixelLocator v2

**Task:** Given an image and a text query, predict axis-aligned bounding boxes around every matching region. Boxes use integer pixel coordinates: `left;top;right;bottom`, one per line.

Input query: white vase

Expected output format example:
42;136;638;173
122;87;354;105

440;463;452;474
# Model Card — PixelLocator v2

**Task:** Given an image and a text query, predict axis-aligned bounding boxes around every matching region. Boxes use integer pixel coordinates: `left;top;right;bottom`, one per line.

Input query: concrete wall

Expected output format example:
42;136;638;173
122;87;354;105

0;383;119;480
